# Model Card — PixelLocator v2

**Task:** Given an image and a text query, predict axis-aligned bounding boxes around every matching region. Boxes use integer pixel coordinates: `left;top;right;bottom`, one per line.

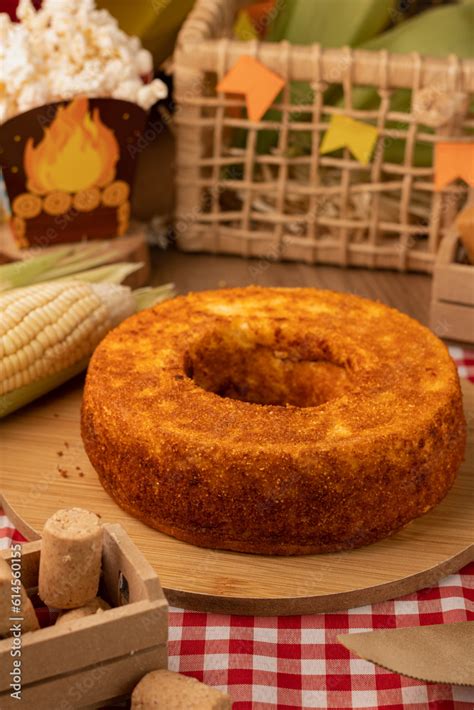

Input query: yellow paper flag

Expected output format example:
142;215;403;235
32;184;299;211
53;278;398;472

434;142;474;191
234;11;258;41
217;56;285;123
320;115;378;165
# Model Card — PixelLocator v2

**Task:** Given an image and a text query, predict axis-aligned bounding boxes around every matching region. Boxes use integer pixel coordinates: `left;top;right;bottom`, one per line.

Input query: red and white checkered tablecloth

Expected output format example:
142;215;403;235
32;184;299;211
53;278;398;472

1;346;473;710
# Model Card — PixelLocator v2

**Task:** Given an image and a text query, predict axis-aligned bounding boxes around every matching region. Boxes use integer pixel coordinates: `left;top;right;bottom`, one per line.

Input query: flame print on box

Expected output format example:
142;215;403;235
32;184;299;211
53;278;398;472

0;96;147;248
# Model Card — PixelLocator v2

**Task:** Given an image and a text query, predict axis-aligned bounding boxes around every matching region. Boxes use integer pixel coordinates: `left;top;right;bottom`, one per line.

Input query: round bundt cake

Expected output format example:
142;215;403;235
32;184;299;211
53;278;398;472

81;287;466;555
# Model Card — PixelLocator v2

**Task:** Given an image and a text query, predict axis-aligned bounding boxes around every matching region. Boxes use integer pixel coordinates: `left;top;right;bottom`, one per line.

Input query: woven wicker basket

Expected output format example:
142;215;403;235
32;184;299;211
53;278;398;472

174;0;474;271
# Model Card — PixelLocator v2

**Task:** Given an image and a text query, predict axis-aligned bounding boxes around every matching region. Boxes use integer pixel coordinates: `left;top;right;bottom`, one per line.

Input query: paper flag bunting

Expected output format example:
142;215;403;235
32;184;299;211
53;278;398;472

434;142;474;191
320;115;378;166
216;56;285;123
234;11;258;41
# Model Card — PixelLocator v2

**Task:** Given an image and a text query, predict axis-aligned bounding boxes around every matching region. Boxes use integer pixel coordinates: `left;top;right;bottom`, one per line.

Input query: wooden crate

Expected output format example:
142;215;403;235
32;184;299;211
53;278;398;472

174;0;474;272
430;229;474;344
0;524;168;708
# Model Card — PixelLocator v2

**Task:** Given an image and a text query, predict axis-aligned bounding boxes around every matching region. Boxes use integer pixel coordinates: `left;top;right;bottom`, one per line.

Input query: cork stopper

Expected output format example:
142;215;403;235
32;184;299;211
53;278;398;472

55;597;110;626
0;557;39;637
131;670;232;710
43;508;101;539
39;508;103;609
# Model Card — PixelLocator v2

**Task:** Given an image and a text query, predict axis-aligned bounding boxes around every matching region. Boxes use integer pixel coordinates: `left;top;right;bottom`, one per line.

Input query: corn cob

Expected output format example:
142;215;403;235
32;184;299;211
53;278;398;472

0;279;173;417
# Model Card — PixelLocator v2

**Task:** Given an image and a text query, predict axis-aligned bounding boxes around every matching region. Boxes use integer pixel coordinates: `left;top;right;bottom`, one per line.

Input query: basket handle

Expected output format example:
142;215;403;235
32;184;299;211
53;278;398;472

177;0;244;47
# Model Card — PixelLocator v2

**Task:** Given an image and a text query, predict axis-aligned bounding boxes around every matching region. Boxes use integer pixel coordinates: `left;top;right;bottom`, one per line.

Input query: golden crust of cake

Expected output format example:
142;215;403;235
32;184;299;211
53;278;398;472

81;287;466;555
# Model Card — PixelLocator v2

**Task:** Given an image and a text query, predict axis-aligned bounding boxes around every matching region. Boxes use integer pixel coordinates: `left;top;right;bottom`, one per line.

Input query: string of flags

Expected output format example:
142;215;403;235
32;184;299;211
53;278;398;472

217;56;474;190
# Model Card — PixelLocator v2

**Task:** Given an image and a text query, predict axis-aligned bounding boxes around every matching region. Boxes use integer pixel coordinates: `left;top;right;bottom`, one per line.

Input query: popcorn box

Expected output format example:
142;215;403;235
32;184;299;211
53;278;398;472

0;523;168;708
0;96;147;248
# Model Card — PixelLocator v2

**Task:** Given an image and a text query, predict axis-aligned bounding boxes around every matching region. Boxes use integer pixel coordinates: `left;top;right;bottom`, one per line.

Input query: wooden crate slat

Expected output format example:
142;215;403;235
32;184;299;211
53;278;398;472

430;229;474;344
433;265;474;306
431;301;474;343
0;644;167;709
0;598;167;688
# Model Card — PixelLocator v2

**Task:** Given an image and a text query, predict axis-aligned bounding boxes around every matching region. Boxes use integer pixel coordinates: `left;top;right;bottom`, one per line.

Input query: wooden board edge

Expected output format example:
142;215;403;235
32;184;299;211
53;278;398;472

163;544;474;616
5;485;472;616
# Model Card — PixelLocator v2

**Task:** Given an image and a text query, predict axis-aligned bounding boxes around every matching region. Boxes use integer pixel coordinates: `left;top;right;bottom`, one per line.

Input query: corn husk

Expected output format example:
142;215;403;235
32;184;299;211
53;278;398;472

266;0;394;46
0;240;144;291
360;1;474;58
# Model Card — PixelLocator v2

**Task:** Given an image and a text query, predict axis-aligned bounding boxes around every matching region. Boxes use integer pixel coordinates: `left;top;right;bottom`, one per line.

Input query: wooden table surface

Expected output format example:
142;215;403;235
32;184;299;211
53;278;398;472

151;248;433;325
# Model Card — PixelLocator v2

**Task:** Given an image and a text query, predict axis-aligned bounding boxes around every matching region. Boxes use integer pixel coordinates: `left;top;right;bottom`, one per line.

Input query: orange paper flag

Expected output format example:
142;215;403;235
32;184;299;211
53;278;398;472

217;56;285;123
434;142;474;191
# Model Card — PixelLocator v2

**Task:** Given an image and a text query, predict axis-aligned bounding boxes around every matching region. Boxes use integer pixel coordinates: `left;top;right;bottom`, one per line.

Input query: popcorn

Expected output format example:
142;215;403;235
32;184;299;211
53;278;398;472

137;82;170;110
136;49;154;76
0;0;167;123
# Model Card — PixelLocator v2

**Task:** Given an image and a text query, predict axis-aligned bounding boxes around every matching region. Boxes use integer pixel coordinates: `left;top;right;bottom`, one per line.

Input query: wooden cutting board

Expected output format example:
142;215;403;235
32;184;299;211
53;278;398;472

2;379;473;616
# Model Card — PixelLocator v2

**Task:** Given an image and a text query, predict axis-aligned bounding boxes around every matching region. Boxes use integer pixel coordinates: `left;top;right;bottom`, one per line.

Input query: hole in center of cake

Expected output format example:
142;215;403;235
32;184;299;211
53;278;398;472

184;323;355;407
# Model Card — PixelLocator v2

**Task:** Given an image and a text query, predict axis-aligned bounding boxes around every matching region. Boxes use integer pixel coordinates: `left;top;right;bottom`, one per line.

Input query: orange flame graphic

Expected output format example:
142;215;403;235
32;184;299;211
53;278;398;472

24;97;119;194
